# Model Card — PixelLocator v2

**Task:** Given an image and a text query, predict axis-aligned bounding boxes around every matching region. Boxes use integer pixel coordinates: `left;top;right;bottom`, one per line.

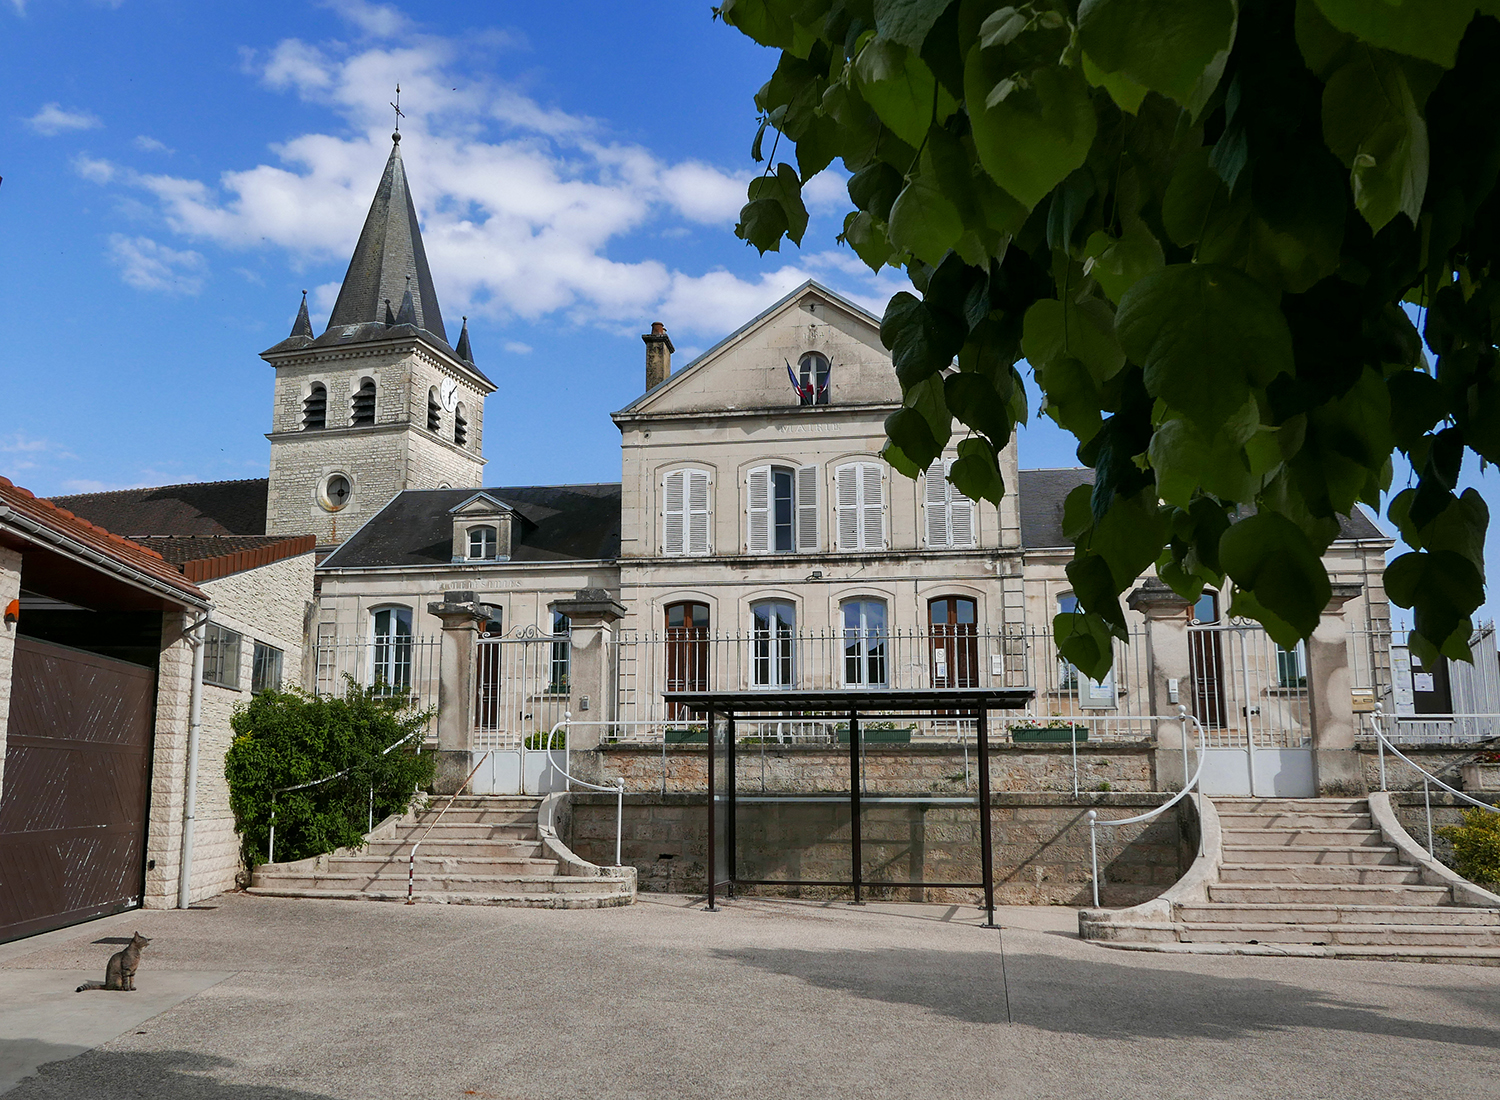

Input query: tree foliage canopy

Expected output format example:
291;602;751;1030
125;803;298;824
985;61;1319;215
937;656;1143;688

718;0;1500;675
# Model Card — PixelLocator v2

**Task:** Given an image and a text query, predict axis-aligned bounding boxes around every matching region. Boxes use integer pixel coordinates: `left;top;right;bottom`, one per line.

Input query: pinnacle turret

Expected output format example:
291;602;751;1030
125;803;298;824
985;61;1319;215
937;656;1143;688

455;316;474;364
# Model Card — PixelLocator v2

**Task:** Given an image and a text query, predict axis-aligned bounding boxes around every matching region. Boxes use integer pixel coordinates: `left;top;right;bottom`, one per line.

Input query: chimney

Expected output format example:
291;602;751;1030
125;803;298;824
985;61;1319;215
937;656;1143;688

642;321;674;392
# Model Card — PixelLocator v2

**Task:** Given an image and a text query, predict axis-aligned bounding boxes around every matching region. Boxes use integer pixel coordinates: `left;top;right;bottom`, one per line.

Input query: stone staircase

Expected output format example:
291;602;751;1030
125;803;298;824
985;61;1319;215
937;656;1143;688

1175;797;1500;962
249;795;634;909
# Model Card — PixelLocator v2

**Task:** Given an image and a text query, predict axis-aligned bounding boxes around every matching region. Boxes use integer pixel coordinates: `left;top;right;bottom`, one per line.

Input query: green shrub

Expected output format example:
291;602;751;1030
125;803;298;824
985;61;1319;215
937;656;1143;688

1437;808;1500;884
524;729;566;750
226;681;435;868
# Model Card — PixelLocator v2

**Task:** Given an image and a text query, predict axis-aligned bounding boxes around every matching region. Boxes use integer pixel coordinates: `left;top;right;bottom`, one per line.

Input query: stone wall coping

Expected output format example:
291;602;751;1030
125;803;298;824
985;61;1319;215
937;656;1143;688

597;741;1153;755
1369;791;1500;908
568;791;1176;808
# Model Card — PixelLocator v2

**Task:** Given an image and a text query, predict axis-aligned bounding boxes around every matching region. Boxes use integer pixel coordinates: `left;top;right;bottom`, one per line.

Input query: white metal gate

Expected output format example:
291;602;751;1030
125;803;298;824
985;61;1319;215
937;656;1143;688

471;626;569;794
1188;621;1315;797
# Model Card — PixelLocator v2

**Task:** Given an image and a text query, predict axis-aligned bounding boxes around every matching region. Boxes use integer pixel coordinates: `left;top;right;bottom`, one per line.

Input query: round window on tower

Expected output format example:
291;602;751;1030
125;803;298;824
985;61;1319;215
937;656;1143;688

318;472;353;512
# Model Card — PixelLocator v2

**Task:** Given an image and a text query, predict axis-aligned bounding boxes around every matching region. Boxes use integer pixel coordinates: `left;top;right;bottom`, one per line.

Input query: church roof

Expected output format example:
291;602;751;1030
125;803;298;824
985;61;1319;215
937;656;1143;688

48;478;270;537
326;135;447;344
319;483;622;570
1016;468;1390;549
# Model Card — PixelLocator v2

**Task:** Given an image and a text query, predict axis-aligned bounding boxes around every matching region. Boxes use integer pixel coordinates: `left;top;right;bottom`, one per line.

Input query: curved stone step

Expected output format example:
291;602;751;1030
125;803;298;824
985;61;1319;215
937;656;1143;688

1219;812;1373;830
1219;828;1387;847
1208;882;1451;906
298;855;562;876
1218;863;1422;885
1222;845;1399;865
1178;903;1500;927
361;839;545;859
1180;922;1500;947
245;885;632;909
253;871;613;894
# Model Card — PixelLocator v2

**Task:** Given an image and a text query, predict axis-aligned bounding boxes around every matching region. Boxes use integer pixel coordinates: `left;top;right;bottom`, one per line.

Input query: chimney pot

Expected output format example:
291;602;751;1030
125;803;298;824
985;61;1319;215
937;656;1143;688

642;322;674;393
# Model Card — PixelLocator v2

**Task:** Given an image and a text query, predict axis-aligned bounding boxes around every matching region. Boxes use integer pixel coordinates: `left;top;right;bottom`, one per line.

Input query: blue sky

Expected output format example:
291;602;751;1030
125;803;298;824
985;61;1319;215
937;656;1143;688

2;0;1497;625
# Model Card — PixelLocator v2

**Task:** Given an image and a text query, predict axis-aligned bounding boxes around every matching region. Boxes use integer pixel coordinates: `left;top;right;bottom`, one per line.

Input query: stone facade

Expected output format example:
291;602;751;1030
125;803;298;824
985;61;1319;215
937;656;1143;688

0;545;21;793
569;791;1191;906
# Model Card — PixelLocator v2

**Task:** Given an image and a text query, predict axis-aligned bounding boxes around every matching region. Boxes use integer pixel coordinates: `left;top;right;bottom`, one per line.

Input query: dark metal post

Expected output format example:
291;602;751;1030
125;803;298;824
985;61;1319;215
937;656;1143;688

977;703;996;927
849;707;863;905
726;710;737;897
705;707;717;912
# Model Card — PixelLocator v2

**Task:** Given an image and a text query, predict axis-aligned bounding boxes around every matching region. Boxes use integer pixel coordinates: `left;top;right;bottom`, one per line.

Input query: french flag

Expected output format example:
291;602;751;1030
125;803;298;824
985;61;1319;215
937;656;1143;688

786;359;810;400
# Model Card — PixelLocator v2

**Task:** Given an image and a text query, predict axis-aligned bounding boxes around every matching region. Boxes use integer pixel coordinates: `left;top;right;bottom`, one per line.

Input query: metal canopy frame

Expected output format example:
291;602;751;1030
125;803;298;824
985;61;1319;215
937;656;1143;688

664;688;1034;928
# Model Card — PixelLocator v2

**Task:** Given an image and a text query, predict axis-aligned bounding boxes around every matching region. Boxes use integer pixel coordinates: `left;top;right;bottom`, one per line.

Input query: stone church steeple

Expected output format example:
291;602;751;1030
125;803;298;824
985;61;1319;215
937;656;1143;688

260;133;495;548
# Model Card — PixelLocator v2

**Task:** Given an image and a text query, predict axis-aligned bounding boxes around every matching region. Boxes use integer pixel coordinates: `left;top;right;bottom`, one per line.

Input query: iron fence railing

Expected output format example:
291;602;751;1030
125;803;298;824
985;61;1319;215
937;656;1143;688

311;633;441;739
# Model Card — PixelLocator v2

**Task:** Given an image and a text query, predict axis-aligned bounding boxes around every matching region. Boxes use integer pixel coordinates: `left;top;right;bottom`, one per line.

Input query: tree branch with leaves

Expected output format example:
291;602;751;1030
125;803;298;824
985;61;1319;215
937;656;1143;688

719;0;1500;675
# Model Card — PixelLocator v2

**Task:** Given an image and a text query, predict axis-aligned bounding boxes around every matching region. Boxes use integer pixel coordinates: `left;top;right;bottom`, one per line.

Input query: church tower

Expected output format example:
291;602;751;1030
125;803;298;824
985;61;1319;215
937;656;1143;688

261;132;495;547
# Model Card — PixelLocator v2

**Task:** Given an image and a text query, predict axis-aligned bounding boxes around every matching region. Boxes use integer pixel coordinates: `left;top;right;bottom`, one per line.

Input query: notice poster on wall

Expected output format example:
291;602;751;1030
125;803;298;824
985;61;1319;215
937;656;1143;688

1413;672;1436;693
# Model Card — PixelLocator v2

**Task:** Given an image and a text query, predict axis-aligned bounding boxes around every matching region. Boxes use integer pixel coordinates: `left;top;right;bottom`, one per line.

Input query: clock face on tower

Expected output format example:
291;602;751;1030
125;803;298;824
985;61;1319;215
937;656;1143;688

440;378;459;412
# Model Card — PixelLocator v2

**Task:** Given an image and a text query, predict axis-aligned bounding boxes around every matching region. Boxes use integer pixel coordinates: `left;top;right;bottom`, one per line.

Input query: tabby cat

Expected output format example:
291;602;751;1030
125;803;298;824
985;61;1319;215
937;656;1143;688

76;931;151;992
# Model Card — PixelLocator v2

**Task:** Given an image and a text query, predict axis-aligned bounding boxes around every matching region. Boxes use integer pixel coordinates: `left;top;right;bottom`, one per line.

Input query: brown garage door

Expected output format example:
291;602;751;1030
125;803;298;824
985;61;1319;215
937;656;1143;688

0;637;156;942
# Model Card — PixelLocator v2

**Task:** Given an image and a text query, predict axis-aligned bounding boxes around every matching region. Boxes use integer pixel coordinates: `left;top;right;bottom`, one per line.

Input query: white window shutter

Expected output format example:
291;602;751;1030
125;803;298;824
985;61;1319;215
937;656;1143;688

860;462;884;549
949;461;976;548
747;466;771;553
924;459;949;547
663;470;685;556
834;464;860;550
795;465;819;552
687;469;711;555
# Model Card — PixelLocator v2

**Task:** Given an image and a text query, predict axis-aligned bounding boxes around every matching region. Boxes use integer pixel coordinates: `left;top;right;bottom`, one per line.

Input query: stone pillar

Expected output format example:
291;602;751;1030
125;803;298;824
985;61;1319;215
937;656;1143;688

144;609;194;908
1308;582;1365;797
1127;579;1195;790
553;588;627;761
427;591;486;794
0;545;22;796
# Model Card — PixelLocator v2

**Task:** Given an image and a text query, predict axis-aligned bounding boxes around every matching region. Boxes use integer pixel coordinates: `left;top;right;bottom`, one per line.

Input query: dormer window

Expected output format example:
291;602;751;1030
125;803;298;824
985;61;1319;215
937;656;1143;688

798;352;830;406
427;387;442;432
303;383;327;430
468;525;498;560
454;403;468;447
352;377;376;426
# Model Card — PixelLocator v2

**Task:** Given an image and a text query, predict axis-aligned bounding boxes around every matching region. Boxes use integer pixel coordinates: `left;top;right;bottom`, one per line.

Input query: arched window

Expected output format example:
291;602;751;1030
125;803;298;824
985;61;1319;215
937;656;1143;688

798;351;830;405
841;599;887;686
370;606;413;692
352;377;376;426
929;596;977;687
467;525;497;560
428;387;442;432
454;403;468;446
302;383;327;430
665;600;710;718
751;600;796;688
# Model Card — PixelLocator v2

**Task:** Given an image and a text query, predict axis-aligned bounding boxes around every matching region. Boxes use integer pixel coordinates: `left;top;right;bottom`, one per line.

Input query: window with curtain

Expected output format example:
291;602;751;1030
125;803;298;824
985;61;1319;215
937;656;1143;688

665;601;710;720
797;351;830;405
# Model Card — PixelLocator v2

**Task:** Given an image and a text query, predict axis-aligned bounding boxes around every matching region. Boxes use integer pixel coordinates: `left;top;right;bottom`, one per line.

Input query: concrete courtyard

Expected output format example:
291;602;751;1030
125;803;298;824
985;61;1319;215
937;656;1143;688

1;892;1496;1099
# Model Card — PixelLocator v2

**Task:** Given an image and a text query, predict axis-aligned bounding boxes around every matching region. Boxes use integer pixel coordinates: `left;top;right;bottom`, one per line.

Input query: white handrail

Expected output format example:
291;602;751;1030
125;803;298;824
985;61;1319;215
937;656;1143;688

1370;705;1499;858
1086;706;1207;907
544;714;625;867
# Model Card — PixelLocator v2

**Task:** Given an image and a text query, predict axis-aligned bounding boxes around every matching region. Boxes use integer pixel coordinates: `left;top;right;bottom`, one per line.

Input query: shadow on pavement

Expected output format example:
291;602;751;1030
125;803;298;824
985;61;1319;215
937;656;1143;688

712;946;1500;1047
4;1047;337;1099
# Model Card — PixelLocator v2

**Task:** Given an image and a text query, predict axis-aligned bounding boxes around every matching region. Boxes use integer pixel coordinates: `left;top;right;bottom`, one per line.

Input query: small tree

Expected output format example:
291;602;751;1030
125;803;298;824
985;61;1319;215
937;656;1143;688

226;681;435;868
1438;808;1500;884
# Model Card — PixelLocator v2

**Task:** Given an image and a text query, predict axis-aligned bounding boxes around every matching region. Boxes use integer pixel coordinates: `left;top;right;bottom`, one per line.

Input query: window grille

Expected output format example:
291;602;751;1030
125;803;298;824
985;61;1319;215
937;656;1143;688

203;623;242;690
351;377;376;426
302;383;327;430
251;642;284;694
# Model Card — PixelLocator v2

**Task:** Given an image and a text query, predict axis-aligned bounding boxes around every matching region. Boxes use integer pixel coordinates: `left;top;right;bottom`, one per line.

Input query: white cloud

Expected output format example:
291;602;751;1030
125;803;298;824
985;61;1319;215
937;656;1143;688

96;30;893;341
321;0;411;38
107;234;207;294
26;102;102;135
0;433;79;478
73;154;116;184
134;135;172;154
503;341;533;354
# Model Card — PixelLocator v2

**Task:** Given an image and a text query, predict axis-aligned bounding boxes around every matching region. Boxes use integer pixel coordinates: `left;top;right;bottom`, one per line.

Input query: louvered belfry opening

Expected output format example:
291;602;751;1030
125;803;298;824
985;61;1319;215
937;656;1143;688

352;377;377;426
454;403;468;446
302;383;327;429
427;387;441;432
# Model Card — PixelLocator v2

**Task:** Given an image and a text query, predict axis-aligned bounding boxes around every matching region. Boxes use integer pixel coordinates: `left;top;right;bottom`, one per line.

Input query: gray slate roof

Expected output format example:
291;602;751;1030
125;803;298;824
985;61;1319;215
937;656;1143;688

49;478;269;537
1017;468;1389;549
320;484;622;569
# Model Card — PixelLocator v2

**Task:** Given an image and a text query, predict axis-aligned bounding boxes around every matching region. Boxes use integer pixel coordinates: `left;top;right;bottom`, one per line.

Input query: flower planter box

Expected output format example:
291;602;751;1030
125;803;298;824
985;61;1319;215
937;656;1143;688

1010;725;1089;744
664;727;708;744
836;727;914;745
1461;762;1500;792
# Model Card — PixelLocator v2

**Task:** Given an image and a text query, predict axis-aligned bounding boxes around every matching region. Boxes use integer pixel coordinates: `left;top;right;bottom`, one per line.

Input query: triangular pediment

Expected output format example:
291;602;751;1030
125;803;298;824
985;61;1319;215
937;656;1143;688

448;491;513;518
614;281;897;420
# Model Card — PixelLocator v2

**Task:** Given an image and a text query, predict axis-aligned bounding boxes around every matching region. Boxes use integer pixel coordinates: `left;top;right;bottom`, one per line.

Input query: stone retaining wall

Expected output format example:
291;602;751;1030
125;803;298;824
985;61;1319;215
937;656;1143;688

568;791;1192;907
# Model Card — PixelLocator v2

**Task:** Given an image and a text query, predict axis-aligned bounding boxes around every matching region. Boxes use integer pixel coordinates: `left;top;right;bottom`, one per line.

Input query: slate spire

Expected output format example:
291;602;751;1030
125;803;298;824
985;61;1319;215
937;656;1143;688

325;134;448;342
395;275;417;326
455;315;474;364
289;290;313;339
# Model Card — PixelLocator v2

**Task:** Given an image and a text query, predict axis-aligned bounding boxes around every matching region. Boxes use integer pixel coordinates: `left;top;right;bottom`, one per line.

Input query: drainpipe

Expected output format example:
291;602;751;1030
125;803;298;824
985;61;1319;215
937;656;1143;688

177;614;209;910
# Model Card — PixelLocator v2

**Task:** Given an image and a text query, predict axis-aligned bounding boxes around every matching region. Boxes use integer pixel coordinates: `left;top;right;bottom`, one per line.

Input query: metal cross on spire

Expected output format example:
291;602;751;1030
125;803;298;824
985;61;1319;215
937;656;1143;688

390;83;405;140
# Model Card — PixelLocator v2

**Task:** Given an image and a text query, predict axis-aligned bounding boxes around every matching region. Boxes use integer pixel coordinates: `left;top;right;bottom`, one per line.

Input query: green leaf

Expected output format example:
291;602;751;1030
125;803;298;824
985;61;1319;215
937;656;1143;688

1312;0;1474;68
1083;222;1165;304
1387;549;1484;660
1082;51;1148;115
944;372;1013;444
795;113;841;180
1219;512;1332;643
848;162;905;220
736;197;791;252
1116;264;1294;434
949;436;1006;503
889;174;964;265
873;0;956;51
1021;297;1126;382
1077;0;1236;108
718;0;796;49
840;210;896;271
884;370;952;476
1054;609;1118;681
1322;45;1429;231
750;163;810;245
1092;489;1172;591
854;37;946;148
880;291;966;385
1148;399;1262;507
964;43;1097;211
1035;355;1106;444
1161;145;1220;248
1066;553;1129;636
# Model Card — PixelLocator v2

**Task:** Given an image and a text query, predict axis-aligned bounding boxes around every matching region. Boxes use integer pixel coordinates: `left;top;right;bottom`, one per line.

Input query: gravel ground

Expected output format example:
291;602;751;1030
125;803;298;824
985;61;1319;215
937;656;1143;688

1;891;1496;1099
